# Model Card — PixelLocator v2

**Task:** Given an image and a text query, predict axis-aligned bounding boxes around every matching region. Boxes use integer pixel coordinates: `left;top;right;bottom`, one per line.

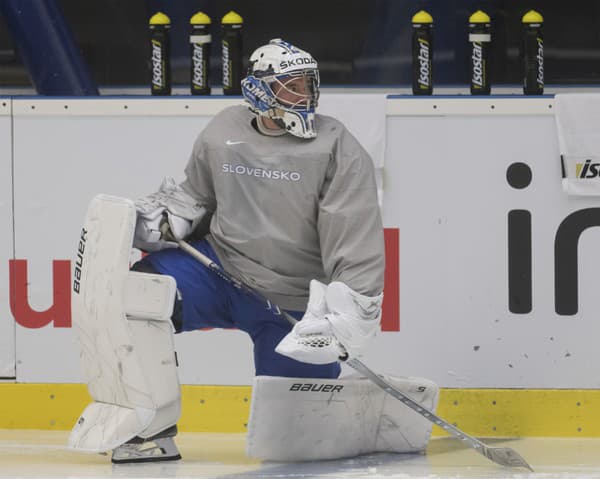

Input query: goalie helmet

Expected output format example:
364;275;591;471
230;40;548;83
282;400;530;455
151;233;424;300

242;39;320;139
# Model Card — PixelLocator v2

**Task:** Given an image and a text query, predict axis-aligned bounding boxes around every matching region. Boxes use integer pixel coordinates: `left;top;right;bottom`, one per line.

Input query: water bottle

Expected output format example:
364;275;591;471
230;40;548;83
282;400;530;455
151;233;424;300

411;10;433;95
190;12;211;95
469;10;491;95
149;12;171;96
521;10;544;95
221;11;243;95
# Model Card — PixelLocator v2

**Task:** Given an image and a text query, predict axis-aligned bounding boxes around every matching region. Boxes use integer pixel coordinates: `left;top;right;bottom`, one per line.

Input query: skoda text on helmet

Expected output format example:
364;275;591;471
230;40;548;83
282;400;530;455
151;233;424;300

242;39;320;139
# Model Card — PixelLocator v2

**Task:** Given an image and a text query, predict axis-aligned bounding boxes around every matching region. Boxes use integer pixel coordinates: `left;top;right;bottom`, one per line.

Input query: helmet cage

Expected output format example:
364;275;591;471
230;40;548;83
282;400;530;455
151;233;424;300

269;70;320;112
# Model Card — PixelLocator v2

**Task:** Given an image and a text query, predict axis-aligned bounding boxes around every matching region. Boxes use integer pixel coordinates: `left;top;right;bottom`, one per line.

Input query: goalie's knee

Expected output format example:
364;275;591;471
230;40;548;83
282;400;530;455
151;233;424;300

131;260;183;333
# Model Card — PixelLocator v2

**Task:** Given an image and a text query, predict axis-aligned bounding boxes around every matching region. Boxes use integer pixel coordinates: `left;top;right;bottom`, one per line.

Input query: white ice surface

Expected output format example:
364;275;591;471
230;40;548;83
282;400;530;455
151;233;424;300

1;430;599;479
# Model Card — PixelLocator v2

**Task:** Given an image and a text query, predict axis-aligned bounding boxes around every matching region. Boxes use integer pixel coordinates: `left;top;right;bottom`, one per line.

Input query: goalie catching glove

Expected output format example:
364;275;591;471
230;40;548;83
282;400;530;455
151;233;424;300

133;177;208;252
276;280;383;364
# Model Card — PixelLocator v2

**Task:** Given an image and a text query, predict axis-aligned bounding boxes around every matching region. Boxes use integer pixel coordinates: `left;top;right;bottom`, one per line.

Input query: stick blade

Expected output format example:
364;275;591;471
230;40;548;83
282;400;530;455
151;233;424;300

485;447;533;471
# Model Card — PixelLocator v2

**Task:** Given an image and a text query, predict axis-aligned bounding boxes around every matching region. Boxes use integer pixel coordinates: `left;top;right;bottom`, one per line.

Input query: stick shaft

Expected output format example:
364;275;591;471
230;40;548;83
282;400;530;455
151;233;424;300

345;358;486;448
177;240;294;322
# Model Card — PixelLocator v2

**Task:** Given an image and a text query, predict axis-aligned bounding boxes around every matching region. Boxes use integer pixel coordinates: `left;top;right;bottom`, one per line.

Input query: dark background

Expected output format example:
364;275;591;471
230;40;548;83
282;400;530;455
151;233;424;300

0;0;599;89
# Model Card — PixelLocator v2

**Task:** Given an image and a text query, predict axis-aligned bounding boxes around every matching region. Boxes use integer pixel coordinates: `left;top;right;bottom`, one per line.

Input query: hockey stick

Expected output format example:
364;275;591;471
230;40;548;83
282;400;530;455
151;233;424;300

177;239;533;471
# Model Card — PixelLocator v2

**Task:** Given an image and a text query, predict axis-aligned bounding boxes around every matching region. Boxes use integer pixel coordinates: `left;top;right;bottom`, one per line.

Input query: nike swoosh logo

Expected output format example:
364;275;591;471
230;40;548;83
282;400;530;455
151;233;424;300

226;140;246;145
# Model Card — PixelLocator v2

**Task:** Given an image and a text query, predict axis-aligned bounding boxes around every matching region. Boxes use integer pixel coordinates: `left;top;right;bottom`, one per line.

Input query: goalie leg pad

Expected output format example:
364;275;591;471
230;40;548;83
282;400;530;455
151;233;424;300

247;375;439;461
69;195;181;453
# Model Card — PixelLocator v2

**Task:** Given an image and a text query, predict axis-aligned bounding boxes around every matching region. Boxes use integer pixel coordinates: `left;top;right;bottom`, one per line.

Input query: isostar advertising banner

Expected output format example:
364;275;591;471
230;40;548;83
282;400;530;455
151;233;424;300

372;97;600;389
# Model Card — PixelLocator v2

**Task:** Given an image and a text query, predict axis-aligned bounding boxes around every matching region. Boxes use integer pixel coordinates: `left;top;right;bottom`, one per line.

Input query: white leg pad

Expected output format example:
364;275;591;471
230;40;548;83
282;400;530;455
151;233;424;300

68;195;181;453
247;375;439;461
68;403;155;453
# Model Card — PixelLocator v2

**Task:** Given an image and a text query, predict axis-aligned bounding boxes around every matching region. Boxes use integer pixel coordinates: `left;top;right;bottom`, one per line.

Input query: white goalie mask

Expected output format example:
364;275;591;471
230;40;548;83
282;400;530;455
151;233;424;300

242;38;320;139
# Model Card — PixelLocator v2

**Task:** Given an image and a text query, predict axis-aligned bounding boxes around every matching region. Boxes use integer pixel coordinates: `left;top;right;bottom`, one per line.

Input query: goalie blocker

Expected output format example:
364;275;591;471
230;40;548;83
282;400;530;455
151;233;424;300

68;195;181;461
247;375;439;461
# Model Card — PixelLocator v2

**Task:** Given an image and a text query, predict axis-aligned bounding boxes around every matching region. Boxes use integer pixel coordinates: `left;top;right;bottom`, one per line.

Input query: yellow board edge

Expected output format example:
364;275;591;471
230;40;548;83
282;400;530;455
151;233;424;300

1;384;600;437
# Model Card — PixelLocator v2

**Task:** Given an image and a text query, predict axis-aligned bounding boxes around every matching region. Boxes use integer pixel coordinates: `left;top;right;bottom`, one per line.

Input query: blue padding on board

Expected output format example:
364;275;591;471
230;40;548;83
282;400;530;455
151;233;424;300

0;0;98;95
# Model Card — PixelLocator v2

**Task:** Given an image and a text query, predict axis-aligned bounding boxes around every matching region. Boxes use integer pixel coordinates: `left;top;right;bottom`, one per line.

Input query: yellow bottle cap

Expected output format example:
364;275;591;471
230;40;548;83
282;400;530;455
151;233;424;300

469;10;491;23
149;12;171;26
412;10;433;24
522;10;543;23
190;12;211;25
222;11;243;24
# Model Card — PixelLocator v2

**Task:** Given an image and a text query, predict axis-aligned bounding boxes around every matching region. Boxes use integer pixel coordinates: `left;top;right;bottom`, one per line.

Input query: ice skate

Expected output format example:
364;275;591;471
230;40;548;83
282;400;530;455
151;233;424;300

111;425;180;464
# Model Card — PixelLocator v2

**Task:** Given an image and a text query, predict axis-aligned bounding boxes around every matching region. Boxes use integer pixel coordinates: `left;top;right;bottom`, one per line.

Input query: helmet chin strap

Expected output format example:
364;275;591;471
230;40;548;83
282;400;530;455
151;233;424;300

260;109;315;139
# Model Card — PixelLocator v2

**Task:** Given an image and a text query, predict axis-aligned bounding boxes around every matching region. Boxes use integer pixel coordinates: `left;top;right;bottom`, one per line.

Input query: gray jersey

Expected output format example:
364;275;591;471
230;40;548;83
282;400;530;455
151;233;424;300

181;105;384;311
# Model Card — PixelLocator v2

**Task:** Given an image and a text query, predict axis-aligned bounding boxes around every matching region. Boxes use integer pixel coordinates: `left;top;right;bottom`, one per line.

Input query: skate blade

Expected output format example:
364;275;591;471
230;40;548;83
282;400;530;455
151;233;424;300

111;437;181;464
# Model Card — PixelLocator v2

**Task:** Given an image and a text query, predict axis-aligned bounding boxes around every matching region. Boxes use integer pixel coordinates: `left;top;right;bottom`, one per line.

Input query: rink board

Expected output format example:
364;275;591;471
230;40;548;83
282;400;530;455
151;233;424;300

0;99;14;378
1;95;600;434
7;95;387;385
2;382;600;437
